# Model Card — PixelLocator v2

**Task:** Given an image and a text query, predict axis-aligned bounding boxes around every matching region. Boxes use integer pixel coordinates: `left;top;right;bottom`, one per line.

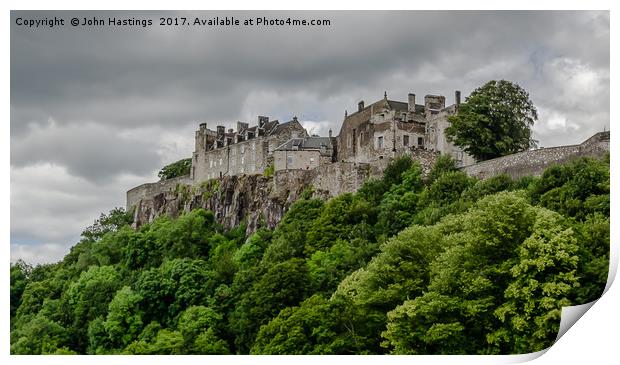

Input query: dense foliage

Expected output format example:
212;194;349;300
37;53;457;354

446;80;538;161
158;158;192;181
10;154;609;355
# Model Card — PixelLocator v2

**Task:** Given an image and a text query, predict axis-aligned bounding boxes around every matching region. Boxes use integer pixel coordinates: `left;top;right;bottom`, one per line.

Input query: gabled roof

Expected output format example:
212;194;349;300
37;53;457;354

386;100;409;112
269;118;307;136
263;120;280;135
275;136;333;155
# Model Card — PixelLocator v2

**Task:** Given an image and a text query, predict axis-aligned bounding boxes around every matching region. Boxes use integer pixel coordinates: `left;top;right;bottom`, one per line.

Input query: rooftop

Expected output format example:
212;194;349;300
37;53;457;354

275;136;333;155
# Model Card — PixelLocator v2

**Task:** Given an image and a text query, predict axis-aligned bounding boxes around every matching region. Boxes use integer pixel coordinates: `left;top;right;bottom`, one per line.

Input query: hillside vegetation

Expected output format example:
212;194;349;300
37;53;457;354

10;154;609;354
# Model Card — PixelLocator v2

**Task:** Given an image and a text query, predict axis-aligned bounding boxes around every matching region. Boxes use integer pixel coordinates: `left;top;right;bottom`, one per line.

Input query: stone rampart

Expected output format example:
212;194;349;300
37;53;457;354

461;132;609;180
126;174;192;210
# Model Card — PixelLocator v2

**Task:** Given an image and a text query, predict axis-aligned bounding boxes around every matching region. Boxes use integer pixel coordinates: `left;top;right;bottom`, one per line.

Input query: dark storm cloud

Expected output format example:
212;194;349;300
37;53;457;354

11;120;161;182
10;10;609;263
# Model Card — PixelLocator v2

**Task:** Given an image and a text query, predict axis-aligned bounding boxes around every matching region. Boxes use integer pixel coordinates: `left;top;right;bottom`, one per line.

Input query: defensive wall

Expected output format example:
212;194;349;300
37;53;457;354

126;174;192;211
461;131;610;180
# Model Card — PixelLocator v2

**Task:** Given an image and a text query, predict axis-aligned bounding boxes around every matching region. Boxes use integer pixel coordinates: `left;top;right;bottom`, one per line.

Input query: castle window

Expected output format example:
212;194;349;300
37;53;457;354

219;158;223;166
241;156;245;164
310;157;315;163
287;156;293;166
403;135;409;146
241;146;245;154
418;137;424;147
377;136;384;149
347;134;352;148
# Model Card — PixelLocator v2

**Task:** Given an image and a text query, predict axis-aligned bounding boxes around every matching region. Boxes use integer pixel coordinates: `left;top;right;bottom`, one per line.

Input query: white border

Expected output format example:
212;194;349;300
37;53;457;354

3;1;616;364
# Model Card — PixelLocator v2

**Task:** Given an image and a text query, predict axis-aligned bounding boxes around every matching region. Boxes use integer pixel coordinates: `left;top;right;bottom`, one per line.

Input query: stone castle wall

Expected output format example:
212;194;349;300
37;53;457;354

461;131;610;179
126;174;192;211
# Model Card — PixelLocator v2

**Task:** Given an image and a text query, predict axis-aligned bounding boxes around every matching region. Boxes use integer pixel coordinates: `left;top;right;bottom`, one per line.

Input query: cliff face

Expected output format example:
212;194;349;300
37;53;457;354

130;171;328;234
128;161;374;234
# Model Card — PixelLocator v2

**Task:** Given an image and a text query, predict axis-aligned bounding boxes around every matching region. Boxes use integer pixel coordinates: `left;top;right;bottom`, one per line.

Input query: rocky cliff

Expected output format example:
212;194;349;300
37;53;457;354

128;161;373;234
131;174;303;234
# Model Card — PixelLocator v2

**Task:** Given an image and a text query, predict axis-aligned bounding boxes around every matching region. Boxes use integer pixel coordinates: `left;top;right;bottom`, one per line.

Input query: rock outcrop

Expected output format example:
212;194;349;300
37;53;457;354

132;174;302;234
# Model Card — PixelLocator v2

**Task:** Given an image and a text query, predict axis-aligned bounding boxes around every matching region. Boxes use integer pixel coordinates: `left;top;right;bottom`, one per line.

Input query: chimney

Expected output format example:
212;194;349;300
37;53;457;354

199;122;207;130
228;128;234;134
237;121;249;133
455;90;461;108
258;116;269;128
358;100;364;112
216;125;225;136
329;129;333;138
408;93;416;113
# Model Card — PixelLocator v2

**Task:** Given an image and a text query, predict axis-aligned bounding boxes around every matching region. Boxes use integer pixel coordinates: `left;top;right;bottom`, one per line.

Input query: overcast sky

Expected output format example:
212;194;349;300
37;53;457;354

10;10;609;264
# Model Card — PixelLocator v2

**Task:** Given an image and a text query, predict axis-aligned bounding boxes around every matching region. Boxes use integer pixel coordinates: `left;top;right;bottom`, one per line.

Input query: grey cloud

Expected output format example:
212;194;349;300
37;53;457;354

11;121;162;183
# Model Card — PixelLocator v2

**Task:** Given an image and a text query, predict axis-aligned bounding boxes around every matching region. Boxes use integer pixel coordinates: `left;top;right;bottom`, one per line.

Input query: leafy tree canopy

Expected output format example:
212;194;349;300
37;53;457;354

446;80;538;161
10;155;608;355
158;158;192;181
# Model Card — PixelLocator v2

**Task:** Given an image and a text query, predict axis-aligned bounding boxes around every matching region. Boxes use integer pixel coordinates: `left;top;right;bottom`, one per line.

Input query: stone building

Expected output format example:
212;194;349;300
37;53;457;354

191;116;307;181
130;89;478;211
187;90;474;184
337;91;475;167
273;136;336;171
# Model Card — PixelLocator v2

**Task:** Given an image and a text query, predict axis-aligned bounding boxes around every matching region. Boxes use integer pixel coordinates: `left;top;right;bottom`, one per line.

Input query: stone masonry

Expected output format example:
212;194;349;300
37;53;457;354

461;131;610;180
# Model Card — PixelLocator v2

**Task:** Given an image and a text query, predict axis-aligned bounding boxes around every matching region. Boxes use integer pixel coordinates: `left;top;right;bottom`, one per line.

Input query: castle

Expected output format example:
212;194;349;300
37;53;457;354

125;90;609;232
189;90;472;182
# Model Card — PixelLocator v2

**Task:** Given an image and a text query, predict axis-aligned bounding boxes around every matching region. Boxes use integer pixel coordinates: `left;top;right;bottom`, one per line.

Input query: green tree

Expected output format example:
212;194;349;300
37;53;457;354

529;157;609;220
376;163;424;236
230;258;309;353
177;305;229;354
330;222;453;353
87;317;110;354
10;315;68;354
570;214;609;304
308;238;379;295
10;260;30;319
382;193;580;355
66;266;121;327
135;258;215;326
158;158;192;180
446;80;538;161
251;295;365;354
104;286;144;348
305;193;376;255
426;155;458;185
81;207;133;241
490;209;580;353
259;198;324;266
65;265;121;351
